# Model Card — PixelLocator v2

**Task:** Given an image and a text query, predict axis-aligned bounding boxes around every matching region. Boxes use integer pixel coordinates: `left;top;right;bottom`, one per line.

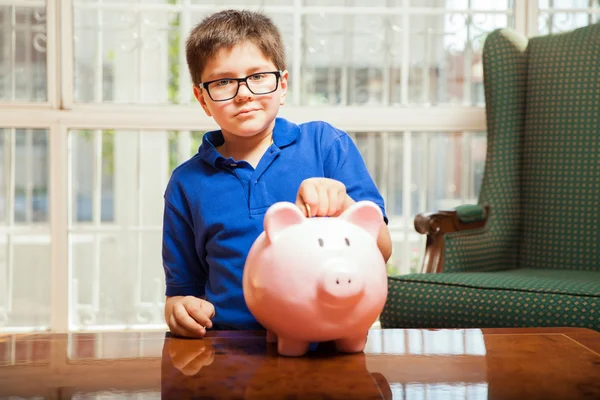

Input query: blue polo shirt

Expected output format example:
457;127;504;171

162;117;387;330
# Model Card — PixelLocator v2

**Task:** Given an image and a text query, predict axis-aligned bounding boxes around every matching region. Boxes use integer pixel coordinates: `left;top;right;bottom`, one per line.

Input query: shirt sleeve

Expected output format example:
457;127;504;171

323;128;389;225
162;198;208;298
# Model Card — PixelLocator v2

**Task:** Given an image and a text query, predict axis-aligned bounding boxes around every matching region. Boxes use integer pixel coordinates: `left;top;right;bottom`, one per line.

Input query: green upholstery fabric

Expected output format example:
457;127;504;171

382;24;600;331
455;204;487;223
520;25;600;272
381;270;600;330
443;28;528;274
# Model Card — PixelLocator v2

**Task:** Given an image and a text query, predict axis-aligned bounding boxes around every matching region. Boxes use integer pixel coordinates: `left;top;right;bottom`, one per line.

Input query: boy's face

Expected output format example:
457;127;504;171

194;41;288;141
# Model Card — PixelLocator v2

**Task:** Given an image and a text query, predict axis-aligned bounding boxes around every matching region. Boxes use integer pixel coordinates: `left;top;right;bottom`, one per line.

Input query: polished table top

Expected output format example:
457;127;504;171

0;327;599;399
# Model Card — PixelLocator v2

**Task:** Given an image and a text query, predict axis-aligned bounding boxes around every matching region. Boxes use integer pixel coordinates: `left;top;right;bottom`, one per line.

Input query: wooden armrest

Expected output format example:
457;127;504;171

414;205;490;274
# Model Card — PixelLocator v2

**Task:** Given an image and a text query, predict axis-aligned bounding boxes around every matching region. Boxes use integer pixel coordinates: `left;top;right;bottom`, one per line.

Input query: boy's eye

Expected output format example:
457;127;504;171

249;73;266;81
215;79;232;87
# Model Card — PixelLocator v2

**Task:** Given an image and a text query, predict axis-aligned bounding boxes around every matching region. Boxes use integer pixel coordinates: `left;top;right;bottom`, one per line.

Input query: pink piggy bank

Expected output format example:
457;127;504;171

243;200;388;357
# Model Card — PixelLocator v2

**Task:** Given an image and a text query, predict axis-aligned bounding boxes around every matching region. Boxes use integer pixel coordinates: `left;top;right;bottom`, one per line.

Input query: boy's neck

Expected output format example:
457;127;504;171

218;129;273;168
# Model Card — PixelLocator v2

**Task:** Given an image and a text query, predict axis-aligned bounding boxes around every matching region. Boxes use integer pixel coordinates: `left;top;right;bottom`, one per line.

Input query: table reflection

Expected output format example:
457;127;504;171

162;333;394;399
0;329;492;399
25;328;600;399
1;327;598;398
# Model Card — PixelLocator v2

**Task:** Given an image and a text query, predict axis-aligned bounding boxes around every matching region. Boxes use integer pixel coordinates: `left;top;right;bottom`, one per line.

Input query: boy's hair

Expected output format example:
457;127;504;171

185;9;287;86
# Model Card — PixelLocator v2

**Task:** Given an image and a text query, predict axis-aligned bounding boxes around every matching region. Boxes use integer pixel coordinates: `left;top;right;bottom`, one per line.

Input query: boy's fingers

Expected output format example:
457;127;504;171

200;300;215;329
184;300;213;329
296;184;318;217
316;185;329;216
169;313;204;338
335;189;349;216
173;303;206;337
327;187;341;216
303;203;311;218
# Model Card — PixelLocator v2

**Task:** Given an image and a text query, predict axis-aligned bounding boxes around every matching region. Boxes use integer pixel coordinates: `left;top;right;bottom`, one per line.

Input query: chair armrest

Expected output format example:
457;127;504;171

414;204;490;274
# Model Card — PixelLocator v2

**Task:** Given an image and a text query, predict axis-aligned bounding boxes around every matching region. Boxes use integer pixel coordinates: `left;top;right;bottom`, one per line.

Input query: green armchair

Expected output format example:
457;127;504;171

380;24;600;331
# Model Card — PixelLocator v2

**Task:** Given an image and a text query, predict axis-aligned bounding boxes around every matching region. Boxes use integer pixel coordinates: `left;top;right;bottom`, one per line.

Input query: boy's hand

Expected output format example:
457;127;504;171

295;178;354;217
165;296;215;338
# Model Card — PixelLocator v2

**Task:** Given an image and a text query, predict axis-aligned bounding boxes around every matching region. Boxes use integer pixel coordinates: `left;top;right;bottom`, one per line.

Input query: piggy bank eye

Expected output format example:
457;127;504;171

318;238;324;247
345;238;350;246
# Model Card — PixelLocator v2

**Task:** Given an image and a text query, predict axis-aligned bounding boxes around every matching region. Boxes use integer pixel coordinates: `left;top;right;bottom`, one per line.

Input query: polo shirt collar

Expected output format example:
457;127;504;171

271;117;299;148
198;117;299;167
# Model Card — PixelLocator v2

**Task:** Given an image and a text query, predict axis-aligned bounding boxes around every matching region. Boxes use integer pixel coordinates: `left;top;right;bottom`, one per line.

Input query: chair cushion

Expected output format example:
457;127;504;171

380;269;600;331
520;23;600;272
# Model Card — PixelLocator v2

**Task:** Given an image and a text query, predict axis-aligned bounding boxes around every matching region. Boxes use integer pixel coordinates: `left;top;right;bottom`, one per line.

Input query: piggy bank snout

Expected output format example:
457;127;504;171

318;264;365;303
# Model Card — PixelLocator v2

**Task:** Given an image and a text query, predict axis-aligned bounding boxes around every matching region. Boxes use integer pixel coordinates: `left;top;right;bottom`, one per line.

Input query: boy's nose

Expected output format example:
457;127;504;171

235;83;254;101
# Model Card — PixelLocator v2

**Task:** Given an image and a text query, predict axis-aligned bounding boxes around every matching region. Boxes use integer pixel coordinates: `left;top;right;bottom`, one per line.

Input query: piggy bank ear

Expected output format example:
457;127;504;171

264;202;305;242
340;201;384;239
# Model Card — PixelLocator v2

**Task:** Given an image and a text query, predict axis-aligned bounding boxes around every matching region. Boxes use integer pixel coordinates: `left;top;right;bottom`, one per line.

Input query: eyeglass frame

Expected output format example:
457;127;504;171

197;70;283;102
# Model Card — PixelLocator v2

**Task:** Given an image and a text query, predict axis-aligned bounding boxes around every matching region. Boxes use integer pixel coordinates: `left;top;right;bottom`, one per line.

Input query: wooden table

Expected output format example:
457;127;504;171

0;327;598;399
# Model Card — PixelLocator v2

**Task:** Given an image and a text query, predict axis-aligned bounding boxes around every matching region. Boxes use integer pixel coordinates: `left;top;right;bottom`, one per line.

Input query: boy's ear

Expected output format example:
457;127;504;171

279;70;289;106
193;85;212;117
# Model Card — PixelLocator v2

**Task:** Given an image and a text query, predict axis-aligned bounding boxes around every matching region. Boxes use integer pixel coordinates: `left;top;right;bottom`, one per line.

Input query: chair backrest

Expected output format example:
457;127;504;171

445;28;529;273
519;23;600;271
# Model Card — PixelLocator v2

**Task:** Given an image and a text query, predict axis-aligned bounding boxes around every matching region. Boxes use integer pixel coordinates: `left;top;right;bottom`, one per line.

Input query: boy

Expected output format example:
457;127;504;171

162;9;392;338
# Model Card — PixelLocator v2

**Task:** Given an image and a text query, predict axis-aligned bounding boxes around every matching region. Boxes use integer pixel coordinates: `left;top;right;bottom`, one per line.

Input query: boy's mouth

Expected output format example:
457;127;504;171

236;108;260;116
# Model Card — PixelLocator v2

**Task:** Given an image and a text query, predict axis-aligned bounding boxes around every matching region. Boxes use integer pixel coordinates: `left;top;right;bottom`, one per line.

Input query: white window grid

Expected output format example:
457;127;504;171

1;0;598;332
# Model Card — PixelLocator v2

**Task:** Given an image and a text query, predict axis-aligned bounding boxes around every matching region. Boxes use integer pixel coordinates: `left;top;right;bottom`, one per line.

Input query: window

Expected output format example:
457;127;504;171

1;0;597;332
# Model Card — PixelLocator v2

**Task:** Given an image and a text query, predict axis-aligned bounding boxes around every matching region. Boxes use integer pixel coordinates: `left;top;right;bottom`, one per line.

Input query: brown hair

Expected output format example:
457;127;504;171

185;9;287;85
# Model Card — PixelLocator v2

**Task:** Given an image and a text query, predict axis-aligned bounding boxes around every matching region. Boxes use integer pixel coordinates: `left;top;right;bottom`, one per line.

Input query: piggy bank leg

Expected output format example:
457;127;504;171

335;334;368;353
277;337;310;357
266;330;277;343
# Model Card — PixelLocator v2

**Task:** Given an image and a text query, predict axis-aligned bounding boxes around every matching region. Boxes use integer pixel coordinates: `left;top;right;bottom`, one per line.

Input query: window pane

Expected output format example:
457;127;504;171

68;129;203;329
0;127;50;332
305;0;398;6
0;128;49;225
302;14;388;106
70;231;165;329
538;12;596;34
348;131;486;222
15;129;50;224
411;0;470;8
349;131;487;276
539;0;598;9
408;12;507;106
411;132;488;212
0;4;47;102
6;239;51;328
301;8;511;106
538;0;599;34
0;128;7;225
71;2;513;106
73;2;295;105
70;130;115;223
189;0;293;4
73;8;180;103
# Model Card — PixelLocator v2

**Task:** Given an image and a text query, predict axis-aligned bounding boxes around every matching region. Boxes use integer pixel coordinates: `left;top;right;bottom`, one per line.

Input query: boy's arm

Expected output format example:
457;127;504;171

162;200;207;297
163;199;212;336
323;129;393;262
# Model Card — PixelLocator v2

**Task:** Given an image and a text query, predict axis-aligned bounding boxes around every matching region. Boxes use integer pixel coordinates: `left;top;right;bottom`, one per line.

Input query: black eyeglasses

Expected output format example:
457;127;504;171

198;71;282;102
